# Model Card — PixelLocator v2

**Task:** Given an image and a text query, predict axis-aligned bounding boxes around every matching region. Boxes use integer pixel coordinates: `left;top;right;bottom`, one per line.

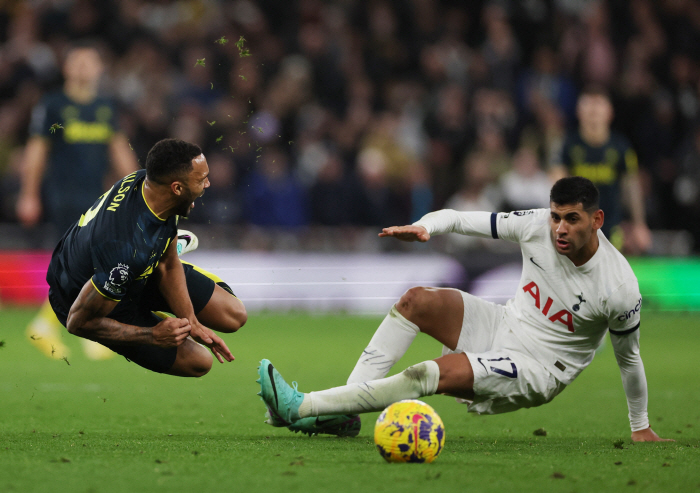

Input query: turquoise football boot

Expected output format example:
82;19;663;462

287;415;361;437
257;359;304;426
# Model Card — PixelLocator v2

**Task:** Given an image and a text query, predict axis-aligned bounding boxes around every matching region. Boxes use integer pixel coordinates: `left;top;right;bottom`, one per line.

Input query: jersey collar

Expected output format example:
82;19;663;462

141;181;165;221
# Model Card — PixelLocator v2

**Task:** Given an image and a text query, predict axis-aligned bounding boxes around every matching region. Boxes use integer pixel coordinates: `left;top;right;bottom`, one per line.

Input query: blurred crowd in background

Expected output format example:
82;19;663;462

1;0;700;250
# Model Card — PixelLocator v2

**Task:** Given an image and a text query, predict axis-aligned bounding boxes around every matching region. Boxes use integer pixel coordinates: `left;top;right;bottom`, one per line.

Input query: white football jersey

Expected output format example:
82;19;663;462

415;208;642;386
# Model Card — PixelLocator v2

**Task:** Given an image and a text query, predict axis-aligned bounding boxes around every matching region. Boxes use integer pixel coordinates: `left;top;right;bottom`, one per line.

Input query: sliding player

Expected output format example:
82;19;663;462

259;177;669;442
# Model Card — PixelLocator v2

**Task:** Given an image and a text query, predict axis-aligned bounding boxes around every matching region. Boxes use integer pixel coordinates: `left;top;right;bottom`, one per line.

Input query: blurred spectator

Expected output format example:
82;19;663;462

551;85;651;253
242;146;307;227
500;146;552;211
189;151;241;225
674;124;700;248
516;44;577;123
444;151;500;252
308;146;363;226
0;0;698;250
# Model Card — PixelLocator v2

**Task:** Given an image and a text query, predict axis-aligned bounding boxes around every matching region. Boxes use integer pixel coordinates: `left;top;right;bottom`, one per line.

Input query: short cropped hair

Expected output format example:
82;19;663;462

145;138;202;184
550;177;600;212
579;84;611;101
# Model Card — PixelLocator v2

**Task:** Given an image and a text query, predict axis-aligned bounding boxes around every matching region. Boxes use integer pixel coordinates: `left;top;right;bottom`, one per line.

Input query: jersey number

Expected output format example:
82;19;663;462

477;357;518;378
78;187;112;227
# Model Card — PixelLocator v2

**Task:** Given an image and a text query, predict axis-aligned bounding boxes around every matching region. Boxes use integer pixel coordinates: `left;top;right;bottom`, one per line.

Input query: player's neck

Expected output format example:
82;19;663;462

142;180;173;220
567;235;599;267
579;126;610;147
64;82;98;104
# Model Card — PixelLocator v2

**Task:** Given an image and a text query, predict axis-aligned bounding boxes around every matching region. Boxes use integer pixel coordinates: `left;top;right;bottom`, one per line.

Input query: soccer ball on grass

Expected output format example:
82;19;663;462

374;399;445;463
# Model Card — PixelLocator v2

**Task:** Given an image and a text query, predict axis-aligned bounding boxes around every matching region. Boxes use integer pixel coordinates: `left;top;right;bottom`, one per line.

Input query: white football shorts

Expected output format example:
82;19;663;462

441;291;566;415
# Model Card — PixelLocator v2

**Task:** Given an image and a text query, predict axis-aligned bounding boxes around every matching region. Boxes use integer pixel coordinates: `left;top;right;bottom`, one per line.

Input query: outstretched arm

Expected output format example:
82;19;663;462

380;210;497;242
379;225;430;242
610;330;672;442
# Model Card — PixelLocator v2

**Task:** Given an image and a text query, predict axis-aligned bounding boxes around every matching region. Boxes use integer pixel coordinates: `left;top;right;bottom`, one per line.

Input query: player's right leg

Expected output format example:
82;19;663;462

167;337;213;377
258;353;473;421
279;287;464;436
347;287;464;384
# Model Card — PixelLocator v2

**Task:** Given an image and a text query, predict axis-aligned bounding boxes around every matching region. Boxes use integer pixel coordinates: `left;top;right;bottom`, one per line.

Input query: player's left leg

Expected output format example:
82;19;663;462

259;353;474;423
26;299;70;359
179;261;247;333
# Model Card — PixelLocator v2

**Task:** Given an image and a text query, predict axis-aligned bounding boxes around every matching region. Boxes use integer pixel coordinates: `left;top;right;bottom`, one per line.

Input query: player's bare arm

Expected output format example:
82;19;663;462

379;225;430;242
156;240;234;363
107;133;139;186
16;136;50;227
66;279;191;347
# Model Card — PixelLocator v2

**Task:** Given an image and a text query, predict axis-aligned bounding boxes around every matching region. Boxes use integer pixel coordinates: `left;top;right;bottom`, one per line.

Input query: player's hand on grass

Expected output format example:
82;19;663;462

379;225;430;242
190;323;234;363
631;427;674;442
152;317;191;347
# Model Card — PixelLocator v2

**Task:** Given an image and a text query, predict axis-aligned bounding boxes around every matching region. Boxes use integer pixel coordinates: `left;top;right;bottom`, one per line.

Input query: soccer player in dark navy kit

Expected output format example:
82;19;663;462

46;139;247;376
18;44;139;360
551;86;651;253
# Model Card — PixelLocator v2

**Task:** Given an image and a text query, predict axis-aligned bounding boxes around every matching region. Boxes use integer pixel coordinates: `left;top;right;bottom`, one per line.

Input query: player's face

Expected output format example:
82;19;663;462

177;154;210;217
63;48;103;85
576;94;613;129
549;202;603;265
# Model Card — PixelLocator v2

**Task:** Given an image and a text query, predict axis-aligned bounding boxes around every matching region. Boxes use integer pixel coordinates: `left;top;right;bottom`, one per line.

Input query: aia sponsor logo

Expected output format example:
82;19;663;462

522;281;575;332
617;298;642;321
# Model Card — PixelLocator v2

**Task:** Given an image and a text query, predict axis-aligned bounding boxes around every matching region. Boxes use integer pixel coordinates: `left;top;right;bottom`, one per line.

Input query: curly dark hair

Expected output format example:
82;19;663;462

550;177;600;212
145;138;202;184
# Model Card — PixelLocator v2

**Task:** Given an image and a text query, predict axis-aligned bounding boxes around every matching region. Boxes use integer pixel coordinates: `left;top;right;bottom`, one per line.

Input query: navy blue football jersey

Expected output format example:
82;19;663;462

559;131;638;236
46;169;178;310
30;91;119;216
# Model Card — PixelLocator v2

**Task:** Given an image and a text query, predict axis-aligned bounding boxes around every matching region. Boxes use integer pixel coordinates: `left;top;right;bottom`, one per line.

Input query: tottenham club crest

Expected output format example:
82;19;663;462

104;263;130;295
572;293;586;312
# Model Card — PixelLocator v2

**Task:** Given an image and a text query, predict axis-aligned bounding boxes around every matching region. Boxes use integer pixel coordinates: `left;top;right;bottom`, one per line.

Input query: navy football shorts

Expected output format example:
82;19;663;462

49;263;234;374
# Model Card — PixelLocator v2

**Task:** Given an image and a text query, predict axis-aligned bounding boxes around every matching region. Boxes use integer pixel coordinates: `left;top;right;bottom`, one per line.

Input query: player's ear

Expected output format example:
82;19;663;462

171;181;183;196
592;209;604;230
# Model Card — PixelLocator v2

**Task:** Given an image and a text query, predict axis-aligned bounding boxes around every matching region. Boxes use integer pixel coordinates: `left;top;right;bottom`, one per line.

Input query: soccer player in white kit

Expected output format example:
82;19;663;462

259;177;669;442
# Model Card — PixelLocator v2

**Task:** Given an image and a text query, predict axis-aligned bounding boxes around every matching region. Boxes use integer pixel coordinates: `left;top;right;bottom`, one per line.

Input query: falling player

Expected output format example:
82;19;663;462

46;138;247;376
259;177;670;442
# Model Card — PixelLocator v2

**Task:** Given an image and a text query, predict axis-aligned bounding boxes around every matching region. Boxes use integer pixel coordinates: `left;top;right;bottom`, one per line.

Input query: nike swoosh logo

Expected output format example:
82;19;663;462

268;364;279;410
530;257;544;270
178;235;192;246
315;417;337;425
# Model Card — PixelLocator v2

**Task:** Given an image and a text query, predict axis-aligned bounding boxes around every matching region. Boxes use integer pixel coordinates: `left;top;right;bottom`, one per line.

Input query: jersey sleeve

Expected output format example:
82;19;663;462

90;239;137;301
413;210;494;238
492;208;549;244
607;281;642;335
413;208;547;244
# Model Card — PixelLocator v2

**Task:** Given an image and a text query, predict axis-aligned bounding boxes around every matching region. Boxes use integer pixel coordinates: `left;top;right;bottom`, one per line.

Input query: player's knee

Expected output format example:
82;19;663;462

223;300;247;333
396;287;433;324
188;349;213;378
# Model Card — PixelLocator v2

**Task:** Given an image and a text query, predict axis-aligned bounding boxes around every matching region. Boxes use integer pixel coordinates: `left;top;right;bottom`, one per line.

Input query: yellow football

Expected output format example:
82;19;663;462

374;399;445;463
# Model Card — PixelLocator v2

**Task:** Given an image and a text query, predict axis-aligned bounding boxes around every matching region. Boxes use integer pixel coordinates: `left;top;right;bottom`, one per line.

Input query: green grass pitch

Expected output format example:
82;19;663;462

1;307;699;492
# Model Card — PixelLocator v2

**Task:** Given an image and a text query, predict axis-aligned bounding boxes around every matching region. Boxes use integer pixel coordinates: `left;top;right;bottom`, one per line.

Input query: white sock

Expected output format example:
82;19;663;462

346;305;420;385
299;360;440;417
